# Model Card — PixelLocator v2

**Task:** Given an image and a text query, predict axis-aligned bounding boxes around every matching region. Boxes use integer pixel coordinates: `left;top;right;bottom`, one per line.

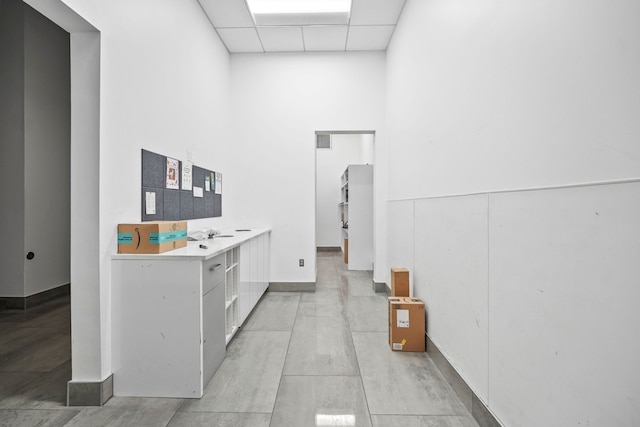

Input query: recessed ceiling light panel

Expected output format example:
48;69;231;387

247;0;352;25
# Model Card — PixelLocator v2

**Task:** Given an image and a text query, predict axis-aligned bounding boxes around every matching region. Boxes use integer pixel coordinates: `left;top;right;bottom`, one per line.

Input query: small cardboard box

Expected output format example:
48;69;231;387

391;268;410;297
117;221;187;254
389;297;425;352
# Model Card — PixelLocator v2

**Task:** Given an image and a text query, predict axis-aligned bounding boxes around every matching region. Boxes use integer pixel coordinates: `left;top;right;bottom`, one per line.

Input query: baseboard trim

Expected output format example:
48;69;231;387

426;336;502;427
316;246;341;252
373;281;388;293
268;282;316;292
0;283;70;311
67;375;113;406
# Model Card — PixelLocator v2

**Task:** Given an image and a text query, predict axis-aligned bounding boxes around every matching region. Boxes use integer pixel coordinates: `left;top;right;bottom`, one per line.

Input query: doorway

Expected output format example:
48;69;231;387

314;131;375;271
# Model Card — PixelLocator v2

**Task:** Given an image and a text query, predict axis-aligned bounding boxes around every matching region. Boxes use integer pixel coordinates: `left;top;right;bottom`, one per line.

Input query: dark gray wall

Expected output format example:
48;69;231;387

0;0;26;296
0;0;70;297
23;2;71;296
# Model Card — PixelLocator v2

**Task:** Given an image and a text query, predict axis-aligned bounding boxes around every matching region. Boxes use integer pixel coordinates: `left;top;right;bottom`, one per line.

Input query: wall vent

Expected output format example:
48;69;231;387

316;134;332;149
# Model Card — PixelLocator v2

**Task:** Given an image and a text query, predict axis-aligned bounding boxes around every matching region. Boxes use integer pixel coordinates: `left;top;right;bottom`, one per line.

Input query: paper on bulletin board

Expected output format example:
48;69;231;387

210;172;215;192
193;186;203;198
181;161;192;191
145;191;156;215
205;175;211;192
166;157;179;189
215;172;222;194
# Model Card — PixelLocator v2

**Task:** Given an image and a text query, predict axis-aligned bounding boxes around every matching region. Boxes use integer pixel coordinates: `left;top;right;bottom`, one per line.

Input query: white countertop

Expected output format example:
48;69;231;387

112;227;271;261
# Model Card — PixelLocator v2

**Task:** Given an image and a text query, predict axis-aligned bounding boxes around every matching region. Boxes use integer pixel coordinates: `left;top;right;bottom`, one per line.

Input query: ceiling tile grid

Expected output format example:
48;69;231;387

198;0;406;53
258;26;305;52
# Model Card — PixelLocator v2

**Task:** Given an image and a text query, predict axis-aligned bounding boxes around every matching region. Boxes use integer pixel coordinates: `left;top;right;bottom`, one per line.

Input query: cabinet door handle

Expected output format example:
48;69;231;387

209;264;222;272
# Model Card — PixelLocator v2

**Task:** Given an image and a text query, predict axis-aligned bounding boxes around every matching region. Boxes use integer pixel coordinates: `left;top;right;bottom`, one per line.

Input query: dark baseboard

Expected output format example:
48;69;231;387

426;335;502;427
0;283;70;311
67;375;113;406
373;281;388;293
268;282;316;292
316;246;341;252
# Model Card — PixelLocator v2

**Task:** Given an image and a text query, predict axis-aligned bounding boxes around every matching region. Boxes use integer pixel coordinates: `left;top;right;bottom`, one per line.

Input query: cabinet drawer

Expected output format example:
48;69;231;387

203;254;225;295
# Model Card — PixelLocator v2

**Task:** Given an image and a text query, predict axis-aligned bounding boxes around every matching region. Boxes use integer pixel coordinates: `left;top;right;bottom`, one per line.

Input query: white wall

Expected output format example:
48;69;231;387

360;134;374;165
229;52;385;283
38;0;232;384
387;0;640;200
386;0;640;425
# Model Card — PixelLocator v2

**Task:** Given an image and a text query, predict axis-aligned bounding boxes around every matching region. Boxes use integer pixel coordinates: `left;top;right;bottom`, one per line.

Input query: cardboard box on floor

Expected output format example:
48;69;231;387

391;268;410;297
388;296;425;352
117;221;187;254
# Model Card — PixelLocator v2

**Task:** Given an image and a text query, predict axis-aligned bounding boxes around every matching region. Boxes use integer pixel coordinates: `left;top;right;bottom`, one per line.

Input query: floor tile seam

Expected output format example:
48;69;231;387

344;294;385;299
345;293;381;299
283;257;371;424
339;284;373;426
371;413;476;416
276;374;364;380
269;295;301;417
293;314;347;319
165;409;181;426
280;371;361;377
369;411;476;417
0;407;79;413
172;409;273;416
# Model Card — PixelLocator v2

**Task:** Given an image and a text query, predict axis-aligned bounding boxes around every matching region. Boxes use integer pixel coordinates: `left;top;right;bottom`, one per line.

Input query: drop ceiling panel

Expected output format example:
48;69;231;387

200;0;406;53
199;0;255;28
254;12;349;26
218;28;264;52
350;0;406;26
303;26;348;51
347;25;395;51
257;27;304;52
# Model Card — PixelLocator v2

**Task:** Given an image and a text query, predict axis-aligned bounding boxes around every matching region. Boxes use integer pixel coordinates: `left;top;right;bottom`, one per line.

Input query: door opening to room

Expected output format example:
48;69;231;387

314;131;375;272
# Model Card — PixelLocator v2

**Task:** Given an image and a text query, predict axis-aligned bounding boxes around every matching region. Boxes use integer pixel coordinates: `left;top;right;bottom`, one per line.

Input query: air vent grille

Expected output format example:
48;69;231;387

316;134;332;149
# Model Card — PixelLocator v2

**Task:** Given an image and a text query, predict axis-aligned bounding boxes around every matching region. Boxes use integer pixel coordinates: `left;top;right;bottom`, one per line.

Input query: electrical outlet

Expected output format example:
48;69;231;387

299;259;304;267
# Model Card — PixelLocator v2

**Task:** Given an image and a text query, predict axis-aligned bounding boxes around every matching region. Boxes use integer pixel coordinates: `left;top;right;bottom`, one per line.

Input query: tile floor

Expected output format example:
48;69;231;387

0;252;478;427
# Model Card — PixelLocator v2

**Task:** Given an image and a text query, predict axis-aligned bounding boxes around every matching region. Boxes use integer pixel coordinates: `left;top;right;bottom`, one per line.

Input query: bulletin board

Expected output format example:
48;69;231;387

141;149;222;221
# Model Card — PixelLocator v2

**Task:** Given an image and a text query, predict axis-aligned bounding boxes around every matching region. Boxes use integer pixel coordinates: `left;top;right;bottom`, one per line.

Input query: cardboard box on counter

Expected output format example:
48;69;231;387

388;296;425;352
117;221;187;254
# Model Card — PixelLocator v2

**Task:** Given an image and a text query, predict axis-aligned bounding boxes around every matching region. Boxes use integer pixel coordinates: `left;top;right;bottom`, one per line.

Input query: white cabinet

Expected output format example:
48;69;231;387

225;247;239;343
238;237;256;325
238;232;270;325
111;257;224;398
339;165;373;270
111;228;270;398
202;255;226;386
